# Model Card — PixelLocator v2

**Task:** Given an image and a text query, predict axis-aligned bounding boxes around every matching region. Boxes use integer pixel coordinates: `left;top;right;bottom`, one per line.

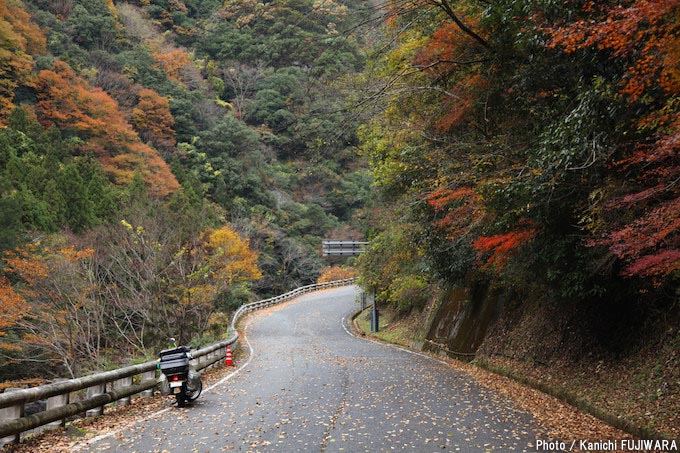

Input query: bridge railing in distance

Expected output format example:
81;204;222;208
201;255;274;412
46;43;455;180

0;278;358;447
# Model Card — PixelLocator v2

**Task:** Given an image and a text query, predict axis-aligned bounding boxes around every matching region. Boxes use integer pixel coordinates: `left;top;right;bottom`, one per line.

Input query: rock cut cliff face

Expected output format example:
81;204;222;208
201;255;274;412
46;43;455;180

423;284;505;358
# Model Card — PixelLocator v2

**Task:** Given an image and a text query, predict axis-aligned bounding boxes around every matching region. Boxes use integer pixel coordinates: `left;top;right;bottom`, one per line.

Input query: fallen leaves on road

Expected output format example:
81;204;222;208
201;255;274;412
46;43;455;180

1;363;241;453
450;359;631;447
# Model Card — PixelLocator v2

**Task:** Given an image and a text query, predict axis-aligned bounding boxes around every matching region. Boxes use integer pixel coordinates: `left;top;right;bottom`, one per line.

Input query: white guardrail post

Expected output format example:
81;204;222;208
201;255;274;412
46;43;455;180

85;383;106;417
114;377;133;406
0;278;358;447
46;379;68;429
0;389;22;445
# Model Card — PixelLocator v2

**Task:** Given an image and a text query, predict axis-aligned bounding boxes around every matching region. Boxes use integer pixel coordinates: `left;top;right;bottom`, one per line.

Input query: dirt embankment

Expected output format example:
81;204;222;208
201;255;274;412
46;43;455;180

476;293;680;440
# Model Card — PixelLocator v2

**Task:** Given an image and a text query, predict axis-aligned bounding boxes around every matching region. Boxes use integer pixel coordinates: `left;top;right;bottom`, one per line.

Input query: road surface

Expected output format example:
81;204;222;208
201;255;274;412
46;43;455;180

81;285;547;452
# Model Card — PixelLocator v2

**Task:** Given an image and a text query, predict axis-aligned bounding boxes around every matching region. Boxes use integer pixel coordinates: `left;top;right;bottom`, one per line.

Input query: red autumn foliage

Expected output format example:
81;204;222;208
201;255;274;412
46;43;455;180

35;61;179;196
623;250;680;280
427;187;481;238
415;15;486;70
547;0;680;102
473;226;537;270
427;187;476;211
549;0;680;282
415;19;488;132
435;74;486;132
597;198;680;281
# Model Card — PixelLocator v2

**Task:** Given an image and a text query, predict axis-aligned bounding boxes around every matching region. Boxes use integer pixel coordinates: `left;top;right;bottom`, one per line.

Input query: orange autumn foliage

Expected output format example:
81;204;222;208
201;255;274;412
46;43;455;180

152;48;191;84
0;277;26;349
132;88;176;154
58;245;95;263
104;0;118;20
35;61;179;196
1;241;96;360
415;19;488;132
317;266;358;284
3;243;93;286
0;0;46;124
3;243;48;285
168;0;188;13
1;0;45;55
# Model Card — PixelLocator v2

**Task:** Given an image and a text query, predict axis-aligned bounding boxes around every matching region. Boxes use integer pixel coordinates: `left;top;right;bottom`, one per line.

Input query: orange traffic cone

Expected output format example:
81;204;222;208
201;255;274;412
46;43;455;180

225;344;234;366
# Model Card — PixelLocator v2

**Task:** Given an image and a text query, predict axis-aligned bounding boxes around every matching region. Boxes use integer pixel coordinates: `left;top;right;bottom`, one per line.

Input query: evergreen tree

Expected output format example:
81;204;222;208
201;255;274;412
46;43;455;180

57;164;94;233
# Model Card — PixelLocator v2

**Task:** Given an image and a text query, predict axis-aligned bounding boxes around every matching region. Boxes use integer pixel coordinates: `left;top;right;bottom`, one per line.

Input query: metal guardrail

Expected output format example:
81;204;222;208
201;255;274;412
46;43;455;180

0;278;358;446
229;278;358;331
321;240;369;256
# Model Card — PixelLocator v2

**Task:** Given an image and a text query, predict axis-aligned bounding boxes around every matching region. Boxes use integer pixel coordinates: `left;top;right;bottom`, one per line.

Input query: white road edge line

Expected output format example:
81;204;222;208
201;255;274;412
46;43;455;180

342;308;449;367
74;289;398;450
72;323;255;451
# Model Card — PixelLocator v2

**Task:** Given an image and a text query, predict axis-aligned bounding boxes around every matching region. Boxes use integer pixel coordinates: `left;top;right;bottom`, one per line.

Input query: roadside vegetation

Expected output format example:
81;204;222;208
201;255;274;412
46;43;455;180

354;0;679;438
357;0;678;319
354;306;425;347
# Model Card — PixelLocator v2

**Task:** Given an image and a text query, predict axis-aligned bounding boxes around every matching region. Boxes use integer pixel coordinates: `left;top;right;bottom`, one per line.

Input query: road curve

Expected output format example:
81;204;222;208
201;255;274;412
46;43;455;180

81;286;547;452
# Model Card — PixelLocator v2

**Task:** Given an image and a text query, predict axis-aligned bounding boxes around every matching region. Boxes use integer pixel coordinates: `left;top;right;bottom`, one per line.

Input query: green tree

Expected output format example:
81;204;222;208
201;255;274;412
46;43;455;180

57;164;94;233
0;197;23;254
66;0;118;51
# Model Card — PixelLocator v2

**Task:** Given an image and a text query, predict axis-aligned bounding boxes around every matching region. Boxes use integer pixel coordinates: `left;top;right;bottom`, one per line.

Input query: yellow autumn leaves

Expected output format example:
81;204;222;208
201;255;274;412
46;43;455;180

203;226;262;285
177;226;262;308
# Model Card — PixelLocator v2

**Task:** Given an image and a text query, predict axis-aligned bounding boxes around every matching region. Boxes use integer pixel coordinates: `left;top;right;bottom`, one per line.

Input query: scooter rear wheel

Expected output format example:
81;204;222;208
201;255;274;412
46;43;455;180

186;379;202;401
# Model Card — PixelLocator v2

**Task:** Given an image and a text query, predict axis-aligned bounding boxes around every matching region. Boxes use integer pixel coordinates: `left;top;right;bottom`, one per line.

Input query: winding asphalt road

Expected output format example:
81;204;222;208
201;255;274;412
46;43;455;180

81;286;548;452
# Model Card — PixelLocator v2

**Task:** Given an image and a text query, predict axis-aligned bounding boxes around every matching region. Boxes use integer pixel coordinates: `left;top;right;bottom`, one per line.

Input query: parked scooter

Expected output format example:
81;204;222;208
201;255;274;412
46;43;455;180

158;339;203;406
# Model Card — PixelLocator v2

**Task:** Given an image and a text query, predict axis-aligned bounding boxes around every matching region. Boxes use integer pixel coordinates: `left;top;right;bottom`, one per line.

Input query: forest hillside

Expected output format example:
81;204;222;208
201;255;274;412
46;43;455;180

0;0;370;379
